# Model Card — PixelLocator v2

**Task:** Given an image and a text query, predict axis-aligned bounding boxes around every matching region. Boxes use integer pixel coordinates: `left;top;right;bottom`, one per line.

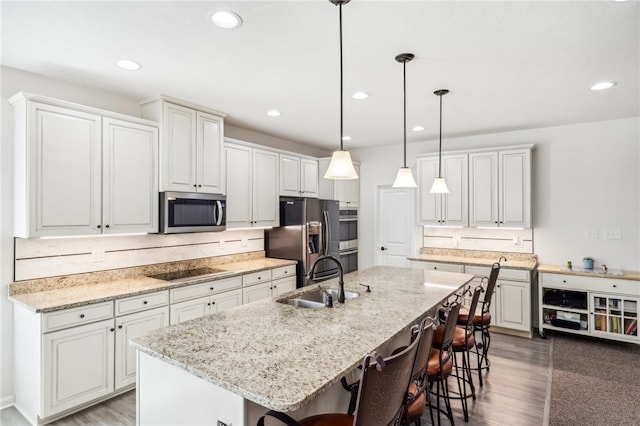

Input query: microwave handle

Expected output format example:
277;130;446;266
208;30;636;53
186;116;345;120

323;210;330;256
215;200;223;226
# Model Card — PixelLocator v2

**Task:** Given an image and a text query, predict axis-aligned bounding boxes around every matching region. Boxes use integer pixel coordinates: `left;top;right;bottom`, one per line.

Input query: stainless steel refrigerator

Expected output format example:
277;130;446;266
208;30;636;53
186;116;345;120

265;198;340;288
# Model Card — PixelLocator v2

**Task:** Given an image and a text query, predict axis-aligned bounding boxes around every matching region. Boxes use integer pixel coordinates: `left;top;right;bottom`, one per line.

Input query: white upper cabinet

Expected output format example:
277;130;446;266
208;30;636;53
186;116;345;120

318;159;360;208
469;147;531;228
224;141;279;228
11;94;159;238
141;99;225;194
417;153;468;226
103;118;158;234
280;154;318;198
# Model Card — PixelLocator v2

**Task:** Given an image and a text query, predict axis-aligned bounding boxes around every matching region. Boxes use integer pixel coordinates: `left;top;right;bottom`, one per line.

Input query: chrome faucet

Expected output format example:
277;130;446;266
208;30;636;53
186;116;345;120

306;255;346;303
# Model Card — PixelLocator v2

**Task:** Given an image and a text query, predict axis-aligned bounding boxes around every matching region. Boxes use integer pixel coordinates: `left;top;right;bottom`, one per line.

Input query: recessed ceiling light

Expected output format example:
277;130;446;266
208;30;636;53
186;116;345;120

352;92;370;100
342;135;352;141
266;110;281;117
412;125;425;132
116;59;141;71
590;81;617;91
211;11;243;29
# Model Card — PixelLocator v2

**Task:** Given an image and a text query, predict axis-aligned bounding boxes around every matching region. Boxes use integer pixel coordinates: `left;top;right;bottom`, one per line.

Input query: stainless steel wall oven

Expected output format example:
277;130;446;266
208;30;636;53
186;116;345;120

339;209;358;273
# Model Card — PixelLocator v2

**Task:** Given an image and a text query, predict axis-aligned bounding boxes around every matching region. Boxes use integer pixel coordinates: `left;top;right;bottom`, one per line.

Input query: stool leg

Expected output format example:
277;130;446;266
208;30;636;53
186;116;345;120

453;352;469;422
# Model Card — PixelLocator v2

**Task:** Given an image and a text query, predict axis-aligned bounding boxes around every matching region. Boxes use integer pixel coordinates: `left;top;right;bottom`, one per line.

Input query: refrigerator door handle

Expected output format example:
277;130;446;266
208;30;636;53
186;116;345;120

323;210;330;256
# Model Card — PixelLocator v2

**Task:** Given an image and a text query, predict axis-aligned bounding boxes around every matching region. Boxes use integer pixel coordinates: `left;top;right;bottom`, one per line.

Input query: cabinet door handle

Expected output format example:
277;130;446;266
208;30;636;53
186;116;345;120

380;246;387;251
80;314;85;319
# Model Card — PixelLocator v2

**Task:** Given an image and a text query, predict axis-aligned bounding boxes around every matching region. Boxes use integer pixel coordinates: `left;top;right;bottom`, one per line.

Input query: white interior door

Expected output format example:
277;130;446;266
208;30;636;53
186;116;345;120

376;186;415;267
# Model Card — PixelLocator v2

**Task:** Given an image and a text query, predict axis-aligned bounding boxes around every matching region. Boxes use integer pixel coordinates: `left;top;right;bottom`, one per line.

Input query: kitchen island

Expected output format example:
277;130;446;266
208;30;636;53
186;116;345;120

132;266;473;426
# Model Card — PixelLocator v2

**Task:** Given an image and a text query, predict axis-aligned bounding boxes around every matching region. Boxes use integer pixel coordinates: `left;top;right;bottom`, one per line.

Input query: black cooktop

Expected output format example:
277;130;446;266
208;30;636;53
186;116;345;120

148;267;228;282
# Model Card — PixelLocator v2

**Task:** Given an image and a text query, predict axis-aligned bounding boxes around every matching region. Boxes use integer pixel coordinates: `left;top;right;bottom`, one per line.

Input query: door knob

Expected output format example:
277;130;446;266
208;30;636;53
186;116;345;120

380;246;387;251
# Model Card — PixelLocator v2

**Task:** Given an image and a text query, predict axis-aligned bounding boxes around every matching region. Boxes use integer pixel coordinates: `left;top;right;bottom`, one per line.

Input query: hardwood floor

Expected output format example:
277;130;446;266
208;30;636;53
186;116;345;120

1;332;552;426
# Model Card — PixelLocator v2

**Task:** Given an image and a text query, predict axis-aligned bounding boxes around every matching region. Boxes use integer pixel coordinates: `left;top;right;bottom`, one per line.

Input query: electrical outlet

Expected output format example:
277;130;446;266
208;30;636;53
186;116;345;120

585;229;598;239
217;419;231;426
603;229;622;240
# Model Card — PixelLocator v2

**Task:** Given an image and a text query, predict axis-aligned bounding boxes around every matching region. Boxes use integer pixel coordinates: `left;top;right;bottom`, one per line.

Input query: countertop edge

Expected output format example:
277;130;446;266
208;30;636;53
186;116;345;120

407;255;537;271
537;264;640;281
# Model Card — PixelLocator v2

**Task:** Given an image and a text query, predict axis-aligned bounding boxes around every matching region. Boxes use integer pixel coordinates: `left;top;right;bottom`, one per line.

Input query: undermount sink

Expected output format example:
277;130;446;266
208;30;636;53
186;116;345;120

281;288;359;309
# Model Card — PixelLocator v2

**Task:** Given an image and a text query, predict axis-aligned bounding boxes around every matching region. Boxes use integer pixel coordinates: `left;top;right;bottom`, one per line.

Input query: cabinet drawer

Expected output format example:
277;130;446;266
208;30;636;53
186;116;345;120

465;266;529;282
412;261;464;273
42;301;114;333
243;270;273;286
116;291;168;316
541;273;639;296
272;265;296;280
170;276;242;303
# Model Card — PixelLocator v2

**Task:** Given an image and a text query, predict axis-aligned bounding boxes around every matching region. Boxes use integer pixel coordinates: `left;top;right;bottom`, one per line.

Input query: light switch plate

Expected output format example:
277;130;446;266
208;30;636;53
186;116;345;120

217;419;231;426
603;229;622;239
585;229;598;239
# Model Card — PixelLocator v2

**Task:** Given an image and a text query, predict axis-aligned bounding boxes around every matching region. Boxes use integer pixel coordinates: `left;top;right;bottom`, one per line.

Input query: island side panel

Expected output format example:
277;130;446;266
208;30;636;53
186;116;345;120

136;351;245;426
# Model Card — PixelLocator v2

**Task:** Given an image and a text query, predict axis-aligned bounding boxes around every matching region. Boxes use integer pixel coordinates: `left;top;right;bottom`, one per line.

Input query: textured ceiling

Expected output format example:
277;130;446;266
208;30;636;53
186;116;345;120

2;1;638;151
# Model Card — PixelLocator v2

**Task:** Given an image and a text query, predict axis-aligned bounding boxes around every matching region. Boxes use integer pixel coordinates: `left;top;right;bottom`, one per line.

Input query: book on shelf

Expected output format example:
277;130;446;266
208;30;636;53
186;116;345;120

625;319;637;336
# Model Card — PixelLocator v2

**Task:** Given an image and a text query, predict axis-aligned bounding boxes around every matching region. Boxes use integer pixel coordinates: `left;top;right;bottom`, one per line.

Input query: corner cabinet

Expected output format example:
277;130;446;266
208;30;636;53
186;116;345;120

318;159;360;208
469;147;531;228
416;154;468;226
280;154;319;198
141;98;225;194
11;93;159;238
224;140;279;228
539;272;639;344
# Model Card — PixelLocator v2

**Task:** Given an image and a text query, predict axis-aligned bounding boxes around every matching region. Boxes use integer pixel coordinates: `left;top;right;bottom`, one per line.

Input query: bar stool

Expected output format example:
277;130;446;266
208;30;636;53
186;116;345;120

433;286;483;422
257;324;422;426
427;303;460;426
468;259;502;386
401;316;437;426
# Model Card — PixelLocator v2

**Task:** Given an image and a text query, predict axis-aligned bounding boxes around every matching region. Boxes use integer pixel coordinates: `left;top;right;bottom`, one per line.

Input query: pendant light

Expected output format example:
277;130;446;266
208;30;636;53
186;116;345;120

430;89;450;193
324;0;358;180
392;53;417;188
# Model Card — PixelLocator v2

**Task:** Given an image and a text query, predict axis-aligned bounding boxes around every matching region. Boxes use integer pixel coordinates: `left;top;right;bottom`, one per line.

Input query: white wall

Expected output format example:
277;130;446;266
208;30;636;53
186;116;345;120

352;117;640;271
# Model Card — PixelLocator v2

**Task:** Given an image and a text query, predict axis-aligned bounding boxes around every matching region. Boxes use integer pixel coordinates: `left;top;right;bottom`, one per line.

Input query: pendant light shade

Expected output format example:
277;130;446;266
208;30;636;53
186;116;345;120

430;89;450;194
392;53;417;188
324;0;358;180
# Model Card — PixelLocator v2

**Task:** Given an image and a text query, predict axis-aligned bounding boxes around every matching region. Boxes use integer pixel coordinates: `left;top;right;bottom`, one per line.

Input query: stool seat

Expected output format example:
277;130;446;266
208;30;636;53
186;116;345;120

298;414;353;426
404;382;427;423
433;324;475;350
458;305;491;326
427;348;453;377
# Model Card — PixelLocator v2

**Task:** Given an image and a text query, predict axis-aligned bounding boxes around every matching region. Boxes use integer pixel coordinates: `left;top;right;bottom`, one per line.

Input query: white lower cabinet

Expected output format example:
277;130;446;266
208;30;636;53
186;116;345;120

43;318;115;419
243;265;296;304
170;289;242;325
114;306;169;389
411;261;532;336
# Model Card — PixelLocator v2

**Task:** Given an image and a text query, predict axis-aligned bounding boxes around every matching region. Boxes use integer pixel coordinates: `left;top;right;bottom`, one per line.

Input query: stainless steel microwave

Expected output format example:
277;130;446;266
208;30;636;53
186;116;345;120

159;191;226;233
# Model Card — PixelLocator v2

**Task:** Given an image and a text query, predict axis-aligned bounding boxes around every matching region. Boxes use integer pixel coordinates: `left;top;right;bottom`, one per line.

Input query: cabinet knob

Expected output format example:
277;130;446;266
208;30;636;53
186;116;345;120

380;246;387;251
193;184;197;187
613;284;617;288
494;221;498;224
80;314;85;319
207;302;211;306
110;328;115;332
210;287;214;291
499;221;503;224
211;301;215;304
198;185;202;188
563;280;566;283
118;325;123;329
273;285;277;289
258;276;261;280
143;300;148;304
97;225;101;229
105;224;110;228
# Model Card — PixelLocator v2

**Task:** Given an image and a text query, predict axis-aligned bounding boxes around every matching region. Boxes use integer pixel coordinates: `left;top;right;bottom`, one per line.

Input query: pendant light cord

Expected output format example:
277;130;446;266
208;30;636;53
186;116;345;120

339;2;344;151
403;60;407;168
438;92;443;178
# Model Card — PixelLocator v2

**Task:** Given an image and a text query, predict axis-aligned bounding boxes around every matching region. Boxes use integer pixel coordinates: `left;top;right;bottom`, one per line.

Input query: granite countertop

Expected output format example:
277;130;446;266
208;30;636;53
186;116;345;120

537;264;640;281
9;257;297;313
131;266;475;412
408;248;538;270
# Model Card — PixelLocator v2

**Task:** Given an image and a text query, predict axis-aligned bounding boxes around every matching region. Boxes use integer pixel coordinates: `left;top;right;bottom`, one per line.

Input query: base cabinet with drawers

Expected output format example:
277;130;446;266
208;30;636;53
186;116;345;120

14;291;169;424
538;272;639;344
169;276;243;325
242;265;297;304
411;260;533;336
